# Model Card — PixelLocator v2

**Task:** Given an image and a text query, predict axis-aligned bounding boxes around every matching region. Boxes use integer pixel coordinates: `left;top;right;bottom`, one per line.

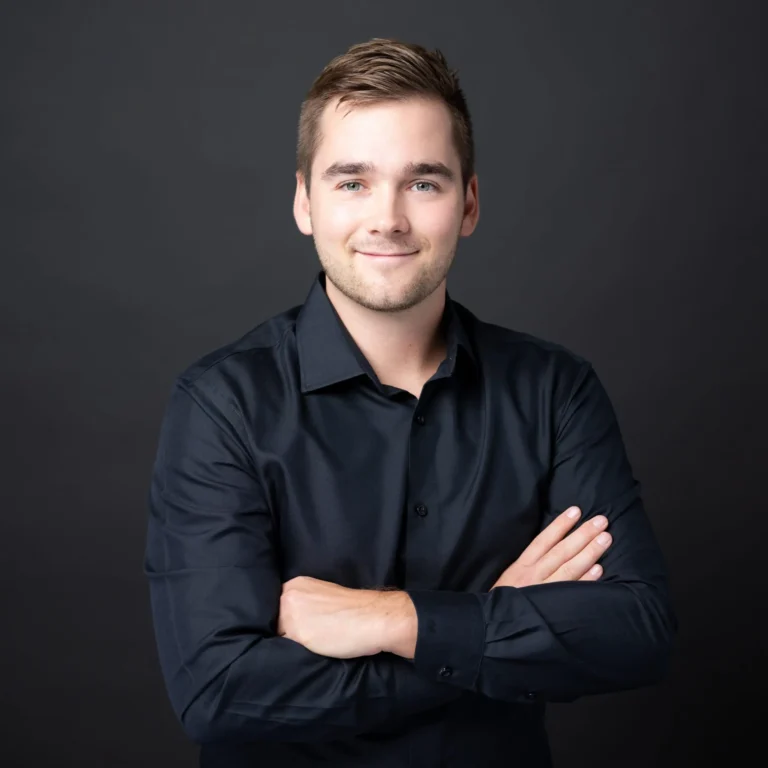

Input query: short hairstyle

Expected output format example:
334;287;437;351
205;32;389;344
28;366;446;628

297;38;475;196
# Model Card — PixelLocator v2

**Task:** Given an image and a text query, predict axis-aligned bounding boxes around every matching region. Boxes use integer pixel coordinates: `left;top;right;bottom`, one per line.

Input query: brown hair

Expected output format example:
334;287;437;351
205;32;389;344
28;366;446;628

297;38;475;196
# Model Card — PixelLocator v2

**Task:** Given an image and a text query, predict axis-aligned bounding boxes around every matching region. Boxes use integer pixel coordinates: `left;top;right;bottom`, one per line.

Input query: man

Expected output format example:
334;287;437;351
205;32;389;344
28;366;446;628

144;38;677;767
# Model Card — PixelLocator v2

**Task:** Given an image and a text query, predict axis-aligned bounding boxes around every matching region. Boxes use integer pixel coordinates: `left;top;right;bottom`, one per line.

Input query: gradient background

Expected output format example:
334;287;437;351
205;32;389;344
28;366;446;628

2;1;765;765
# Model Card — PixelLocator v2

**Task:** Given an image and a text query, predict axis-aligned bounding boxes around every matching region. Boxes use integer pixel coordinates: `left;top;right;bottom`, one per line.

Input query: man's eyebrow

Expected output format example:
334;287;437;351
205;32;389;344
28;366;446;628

319;161;456;182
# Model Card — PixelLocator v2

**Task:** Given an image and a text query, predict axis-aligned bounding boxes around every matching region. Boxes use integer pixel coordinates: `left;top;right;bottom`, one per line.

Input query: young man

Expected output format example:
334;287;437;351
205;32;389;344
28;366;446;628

144;38;676;768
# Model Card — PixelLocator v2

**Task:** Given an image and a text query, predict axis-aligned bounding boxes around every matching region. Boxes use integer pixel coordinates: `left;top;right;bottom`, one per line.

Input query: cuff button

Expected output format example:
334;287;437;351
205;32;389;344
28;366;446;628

438;666;453;678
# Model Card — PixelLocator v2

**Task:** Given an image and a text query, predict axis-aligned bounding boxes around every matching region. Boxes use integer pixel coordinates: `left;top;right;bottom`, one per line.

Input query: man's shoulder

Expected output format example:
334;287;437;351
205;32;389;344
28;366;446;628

459;301;592;375
174;303;301;395
171;298;594;400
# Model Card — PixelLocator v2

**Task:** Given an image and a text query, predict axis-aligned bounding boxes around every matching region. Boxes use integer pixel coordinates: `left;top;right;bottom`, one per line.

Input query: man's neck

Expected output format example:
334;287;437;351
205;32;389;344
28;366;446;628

325;278;448;391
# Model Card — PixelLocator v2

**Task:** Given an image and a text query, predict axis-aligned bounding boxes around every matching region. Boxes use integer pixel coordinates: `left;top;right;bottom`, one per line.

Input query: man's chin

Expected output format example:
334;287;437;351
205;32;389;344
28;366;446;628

352;286;430;313
324;266;436;312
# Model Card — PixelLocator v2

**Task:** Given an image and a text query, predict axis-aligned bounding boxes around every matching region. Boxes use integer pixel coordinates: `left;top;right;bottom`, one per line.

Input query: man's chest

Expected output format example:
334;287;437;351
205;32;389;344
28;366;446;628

251;381;554;592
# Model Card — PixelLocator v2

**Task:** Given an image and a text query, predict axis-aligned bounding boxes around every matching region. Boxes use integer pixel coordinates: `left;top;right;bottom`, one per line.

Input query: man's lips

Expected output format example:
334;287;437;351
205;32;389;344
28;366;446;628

357;250;418;257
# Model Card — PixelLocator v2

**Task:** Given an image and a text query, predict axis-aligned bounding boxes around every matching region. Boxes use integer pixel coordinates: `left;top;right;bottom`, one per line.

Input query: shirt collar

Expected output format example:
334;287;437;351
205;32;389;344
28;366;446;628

296;270;477;394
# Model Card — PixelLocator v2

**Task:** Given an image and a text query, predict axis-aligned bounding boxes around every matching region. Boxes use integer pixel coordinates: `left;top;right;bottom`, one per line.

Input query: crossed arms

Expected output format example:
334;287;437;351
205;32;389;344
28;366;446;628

143;363;677;744
275;500;621;660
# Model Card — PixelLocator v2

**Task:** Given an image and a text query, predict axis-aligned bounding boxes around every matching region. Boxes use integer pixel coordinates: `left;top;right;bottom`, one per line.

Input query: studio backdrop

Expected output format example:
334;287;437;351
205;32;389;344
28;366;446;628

2;1;765;766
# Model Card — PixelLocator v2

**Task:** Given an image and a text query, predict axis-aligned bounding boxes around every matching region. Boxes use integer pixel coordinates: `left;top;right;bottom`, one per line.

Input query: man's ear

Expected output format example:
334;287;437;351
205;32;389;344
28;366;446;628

459;174;480;237
293;171;313;235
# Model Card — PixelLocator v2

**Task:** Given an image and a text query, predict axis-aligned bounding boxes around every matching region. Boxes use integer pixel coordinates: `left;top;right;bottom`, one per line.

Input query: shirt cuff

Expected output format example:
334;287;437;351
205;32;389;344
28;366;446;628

404;589;485;691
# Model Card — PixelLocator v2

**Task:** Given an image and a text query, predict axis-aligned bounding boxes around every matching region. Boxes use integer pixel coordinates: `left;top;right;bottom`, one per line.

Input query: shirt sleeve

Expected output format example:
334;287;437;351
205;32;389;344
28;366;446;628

404;361;678;704
143;378;463;745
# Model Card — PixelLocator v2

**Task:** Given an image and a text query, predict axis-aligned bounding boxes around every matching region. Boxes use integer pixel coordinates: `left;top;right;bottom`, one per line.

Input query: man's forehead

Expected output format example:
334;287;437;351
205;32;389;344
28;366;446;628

314;98;457;170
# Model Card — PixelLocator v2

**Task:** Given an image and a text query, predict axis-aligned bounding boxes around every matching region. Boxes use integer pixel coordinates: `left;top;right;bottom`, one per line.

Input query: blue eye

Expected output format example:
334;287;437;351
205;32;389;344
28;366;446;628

338;181;438;193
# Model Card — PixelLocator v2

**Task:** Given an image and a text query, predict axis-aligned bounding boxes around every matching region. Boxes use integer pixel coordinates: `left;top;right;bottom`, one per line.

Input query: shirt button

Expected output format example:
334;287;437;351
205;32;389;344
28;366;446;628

439;666;453;678
525;692;537;700
415;504;428;517
415;414;426;425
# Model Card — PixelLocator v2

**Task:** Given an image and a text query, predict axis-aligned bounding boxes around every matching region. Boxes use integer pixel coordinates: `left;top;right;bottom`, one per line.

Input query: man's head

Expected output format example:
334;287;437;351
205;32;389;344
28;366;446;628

293;38;479;313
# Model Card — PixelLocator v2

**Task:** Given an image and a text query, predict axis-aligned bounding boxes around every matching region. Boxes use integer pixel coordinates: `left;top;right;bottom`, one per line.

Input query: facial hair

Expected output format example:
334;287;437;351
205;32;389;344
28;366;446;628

311;220;461;314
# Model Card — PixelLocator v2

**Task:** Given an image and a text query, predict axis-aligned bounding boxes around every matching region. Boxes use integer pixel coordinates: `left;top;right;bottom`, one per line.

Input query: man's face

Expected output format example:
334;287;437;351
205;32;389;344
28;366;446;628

294;96;479;312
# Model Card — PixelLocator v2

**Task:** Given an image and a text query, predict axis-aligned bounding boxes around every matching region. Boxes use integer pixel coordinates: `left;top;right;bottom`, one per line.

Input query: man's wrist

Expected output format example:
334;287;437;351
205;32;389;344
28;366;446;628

374;590;418;658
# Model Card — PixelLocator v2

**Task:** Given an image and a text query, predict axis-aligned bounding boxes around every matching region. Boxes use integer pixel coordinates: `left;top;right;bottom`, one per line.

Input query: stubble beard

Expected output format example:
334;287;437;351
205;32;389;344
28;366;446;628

314;237;459;314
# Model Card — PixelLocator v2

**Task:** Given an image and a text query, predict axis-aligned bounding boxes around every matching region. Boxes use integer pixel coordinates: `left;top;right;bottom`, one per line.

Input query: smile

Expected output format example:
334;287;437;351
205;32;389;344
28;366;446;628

357;251;418;258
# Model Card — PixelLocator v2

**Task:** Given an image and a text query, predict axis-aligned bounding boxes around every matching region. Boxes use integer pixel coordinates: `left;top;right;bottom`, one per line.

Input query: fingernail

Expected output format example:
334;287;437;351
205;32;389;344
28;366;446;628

597;532;611;545
566;507;580;518
592;516;607;528
590;565;602;575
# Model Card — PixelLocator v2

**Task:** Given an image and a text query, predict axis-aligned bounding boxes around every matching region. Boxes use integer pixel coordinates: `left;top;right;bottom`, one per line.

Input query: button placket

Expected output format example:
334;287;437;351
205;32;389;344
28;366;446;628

402;394;440;589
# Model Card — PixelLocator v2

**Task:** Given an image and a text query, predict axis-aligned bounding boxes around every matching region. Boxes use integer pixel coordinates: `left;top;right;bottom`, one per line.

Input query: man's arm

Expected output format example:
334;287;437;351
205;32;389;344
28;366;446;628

143;378;462;745
396;362;678;704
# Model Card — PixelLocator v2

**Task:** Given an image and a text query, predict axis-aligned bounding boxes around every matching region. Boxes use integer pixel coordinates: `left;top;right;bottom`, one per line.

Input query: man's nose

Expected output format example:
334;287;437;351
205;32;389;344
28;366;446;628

365;188;410;235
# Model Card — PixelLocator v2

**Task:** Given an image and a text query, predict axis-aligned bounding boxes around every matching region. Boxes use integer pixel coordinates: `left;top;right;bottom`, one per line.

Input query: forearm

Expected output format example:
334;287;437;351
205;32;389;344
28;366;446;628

377;590;418;659
397;576;676;704
179;635;463;744
148;562;463;745
146;381;465;744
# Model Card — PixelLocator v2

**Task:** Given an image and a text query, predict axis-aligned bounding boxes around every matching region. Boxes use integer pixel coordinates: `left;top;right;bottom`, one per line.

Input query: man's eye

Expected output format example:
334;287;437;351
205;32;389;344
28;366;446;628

338;181;438;193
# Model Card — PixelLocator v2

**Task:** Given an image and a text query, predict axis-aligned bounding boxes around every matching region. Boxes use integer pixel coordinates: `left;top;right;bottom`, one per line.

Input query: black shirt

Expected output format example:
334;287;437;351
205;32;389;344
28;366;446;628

143;270;676;767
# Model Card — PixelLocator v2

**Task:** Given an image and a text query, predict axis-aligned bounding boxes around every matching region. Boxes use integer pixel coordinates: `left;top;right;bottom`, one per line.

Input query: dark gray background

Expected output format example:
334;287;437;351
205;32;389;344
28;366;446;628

2;1;765;765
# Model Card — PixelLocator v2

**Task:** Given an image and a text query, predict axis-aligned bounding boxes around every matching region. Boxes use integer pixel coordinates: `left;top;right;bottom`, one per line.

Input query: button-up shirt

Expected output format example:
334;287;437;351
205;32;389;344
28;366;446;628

143;270;677;767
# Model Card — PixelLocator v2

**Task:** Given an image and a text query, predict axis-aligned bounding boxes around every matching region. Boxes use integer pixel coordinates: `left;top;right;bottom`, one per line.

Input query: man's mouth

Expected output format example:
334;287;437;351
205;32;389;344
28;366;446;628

357;250;418;258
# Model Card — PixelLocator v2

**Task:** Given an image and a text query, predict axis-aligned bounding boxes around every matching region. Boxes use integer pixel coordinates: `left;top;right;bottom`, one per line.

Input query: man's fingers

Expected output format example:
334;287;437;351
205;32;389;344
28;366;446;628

537;515;609;575
494;506;611;588
579;564;603;581
518;506;582;565
545;530;612;583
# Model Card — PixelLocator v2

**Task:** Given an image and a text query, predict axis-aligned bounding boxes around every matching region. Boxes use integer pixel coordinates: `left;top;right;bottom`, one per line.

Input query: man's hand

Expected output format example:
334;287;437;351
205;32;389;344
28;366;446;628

278;576;405;659
491;506;612;589
278;506;610;659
